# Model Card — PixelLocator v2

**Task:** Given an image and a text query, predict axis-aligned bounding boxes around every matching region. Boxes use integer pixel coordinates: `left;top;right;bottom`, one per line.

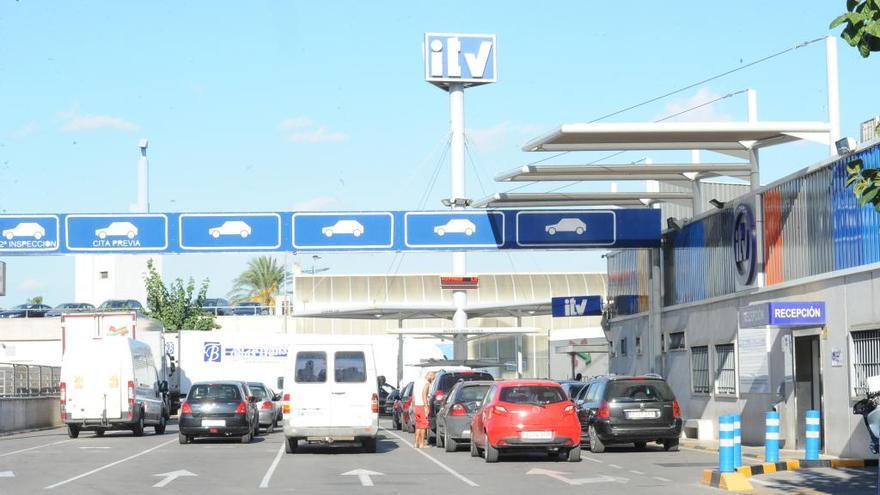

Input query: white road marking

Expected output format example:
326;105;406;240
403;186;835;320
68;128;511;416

0;471;14;478
381;427;479;487
44;439;175;489
581;455;603;463
629;470;645;475
341;469;383;487
527;468;627;486
79;446;111;450
259;442;286;489
152;470;197;488
609;464;622;469
652;476;672;482
0;440;72;458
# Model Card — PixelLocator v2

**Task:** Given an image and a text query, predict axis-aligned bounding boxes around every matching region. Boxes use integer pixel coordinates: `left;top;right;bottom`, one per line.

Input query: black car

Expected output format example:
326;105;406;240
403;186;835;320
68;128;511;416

202;298;230;316
556;380;589;400
0;303;52;318
435;380;492;452
378;382;397;416
574;375;682;453
427;370;494;439
45;303;96;317
178;381;260;444
232;301;270;315
98;299;145;314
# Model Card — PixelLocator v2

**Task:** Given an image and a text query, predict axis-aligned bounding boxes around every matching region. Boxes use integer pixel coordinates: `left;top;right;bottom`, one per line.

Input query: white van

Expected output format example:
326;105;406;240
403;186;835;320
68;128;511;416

281;343;379;453
60;338;169;438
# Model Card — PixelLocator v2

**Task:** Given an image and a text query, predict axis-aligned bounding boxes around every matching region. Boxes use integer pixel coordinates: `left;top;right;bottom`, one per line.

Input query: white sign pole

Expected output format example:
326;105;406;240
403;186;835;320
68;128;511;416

0;261;5;296
450;82;468;360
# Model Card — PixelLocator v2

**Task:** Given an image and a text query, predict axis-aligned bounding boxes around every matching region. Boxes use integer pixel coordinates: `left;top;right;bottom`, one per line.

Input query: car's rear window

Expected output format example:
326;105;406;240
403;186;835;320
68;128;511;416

605;380;674;402
188;384;241;401
335;351;366;383
456;385;490;403
499;386;566;405
438;372;493;392
566;383;587;398
249;385;268;399
295;351;327;383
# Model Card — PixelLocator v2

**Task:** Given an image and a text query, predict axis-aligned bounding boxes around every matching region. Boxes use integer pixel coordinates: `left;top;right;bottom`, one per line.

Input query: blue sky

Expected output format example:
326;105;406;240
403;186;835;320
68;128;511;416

0;1;875;305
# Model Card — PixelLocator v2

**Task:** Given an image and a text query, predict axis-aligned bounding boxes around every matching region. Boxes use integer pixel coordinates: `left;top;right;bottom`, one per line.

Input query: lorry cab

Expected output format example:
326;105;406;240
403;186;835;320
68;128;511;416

60;338;169;438
281;343;379;453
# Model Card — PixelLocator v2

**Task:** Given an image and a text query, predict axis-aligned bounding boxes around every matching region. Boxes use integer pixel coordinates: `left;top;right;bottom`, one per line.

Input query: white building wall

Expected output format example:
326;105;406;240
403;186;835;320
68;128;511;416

74;254;161;307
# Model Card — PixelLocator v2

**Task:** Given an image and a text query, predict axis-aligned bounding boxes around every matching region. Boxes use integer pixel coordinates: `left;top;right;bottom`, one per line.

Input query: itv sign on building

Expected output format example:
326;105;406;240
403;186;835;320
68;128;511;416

424;33;496;88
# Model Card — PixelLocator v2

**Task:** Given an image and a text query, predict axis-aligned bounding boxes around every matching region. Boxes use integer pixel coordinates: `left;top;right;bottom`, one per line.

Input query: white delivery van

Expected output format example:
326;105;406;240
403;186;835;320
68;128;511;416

281;343;379;453
60;338;169;438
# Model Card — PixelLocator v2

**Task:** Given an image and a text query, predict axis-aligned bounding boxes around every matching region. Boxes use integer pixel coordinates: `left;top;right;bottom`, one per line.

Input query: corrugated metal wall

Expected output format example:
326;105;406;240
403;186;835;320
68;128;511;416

606;250;650;315
658;180;750;220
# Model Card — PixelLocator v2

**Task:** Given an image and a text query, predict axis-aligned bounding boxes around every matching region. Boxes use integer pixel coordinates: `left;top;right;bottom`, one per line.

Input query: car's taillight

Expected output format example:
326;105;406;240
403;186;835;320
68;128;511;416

261;400;273;410
371;393;379;413
450;403;467;416
672;400;681;418
181;402;193;415
283;393;290;401
492;405;508;415
127;380;135;419
282;393;291;414
563;404;576;415
596;401;610;419
234;401;248;414
59;382;67;420
434;390;445;402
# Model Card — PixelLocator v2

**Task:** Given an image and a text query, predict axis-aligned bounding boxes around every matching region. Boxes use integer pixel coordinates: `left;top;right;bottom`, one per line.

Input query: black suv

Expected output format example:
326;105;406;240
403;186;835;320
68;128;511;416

573;375;682;453
427;370;494;439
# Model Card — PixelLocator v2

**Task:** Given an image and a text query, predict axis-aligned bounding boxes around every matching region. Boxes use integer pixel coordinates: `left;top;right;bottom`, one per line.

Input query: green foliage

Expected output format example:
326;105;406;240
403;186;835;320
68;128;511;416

144;259;217;332
228;256;290;307
845;158;880;215
830;0;880;57
27;295;43;305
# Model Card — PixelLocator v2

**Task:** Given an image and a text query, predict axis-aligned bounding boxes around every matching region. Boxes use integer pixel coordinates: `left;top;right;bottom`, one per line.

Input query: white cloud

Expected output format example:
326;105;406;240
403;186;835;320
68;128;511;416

657;88;733;123
9;122;38;140
293;196;338;211
279;117;347;143
18;278;45;291
466;122;545;151
61;114;139;132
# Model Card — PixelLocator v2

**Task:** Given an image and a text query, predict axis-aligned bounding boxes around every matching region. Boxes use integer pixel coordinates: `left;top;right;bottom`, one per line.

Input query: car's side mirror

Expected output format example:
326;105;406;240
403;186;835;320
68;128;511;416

277;377;284;390
575;399;584;407
273;394;281;401
248;395;258;403
160;381;169;393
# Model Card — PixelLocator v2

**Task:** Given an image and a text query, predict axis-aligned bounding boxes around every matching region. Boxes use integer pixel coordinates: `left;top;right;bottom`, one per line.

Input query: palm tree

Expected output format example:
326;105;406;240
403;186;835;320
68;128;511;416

228;256;290;307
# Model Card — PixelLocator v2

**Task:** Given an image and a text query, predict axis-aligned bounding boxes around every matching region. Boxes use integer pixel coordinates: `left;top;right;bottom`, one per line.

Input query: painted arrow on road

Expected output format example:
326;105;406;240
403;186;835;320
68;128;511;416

152;470;197;488
0;471;14;478
341;469;384;487
526;468;627;486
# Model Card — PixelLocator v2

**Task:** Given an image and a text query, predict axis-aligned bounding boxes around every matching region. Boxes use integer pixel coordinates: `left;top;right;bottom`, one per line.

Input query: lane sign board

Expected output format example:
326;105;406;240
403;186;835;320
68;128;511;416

292;212;394;250
404;211;504;248
517;211;616;247
179;213;281;250
551;296;602;317
65;214;168;252
0;215;60;252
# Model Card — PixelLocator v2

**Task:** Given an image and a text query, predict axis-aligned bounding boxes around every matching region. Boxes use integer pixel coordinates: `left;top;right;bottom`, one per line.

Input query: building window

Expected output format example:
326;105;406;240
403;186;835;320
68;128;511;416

851;329;880;396
635;336;642;355
99;271;109;279
609;340;615;358
619;338;628;357
714;343;737;396
668;332;686;351
691;346;710;394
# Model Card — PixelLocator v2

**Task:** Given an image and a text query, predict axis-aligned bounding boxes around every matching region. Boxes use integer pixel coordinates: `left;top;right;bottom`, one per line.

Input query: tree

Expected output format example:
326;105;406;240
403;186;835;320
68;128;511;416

144;259;216;332
830;0;880;57
845;157;880;213
228;256;290;307
27;296;43;305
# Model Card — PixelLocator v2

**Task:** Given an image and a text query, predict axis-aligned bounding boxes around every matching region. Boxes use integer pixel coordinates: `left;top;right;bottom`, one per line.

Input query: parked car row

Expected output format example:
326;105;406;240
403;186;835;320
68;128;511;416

201;298;273;316
178;380;282;444
394;372;683;463
0;299;145;318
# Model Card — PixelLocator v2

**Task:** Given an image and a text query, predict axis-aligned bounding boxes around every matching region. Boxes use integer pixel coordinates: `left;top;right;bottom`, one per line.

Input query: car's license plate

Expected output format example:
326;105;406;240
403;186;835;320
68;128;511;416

201;419;226;427
520;430;553;440
625;410;659;419
462;429;470;437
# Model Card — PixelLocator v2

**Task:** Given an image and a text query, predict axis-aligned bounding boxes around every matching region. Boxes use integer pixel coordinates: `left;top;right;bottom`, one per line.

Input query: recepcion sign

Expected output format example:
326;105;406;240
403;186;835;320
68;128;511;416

738;301;826;328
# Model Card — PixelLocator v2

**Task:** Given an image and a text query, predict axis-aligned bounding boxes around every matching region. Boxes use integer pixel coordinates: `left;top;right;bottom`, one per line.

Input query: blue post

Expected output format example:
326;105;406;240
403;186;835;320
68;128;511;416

733;414;742;468
719;415;735;472
805;410;821;461
765;411;780;463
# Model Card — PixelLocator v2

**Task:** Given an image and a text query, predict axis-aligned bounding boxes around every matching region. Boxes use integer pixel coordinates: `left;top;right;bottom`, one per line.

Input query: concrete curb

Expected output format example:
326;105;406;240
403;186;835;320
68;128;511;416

701;458;878;493
0;425;62;437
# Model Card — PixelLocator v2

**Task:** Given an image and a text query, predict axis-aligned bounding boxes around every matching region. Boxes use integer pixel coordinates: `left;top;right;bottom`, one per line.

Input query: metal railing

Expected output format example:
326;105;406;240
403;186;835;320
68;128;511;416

203;305;275;316
0;363;60;397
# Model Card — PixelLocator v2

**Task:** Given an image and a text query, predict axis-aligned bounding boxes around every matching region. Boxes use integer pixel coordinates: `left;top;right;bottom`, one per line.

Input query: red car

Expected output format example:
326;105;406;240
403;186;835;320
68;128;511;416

392;382;415;433
470;380;581;463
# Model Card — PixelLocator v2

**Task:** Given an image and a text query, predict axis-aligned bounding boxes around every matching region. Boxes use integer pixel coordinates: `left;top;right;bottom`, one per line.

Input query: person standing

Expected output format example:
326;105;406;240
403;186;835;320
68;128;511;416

413;371;435;448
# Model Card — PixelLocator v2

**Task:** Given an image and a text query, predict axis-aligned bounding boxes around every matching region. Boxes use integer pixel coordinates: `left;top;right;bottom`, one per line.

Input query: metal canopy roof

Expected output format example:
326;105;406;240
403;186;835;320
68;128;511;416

293;301;552;320
471;191;693;208
522;121;832;152
495;162;753;182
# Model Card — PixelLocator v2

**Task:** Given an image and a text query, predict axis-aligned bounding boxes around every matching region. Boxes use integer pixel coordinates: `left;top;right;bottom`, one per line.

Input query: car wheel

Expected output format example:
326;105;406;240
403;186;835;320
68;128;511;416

567;445;582;462
436;426;445;448
548;227;557;235
211;231;220;238
484;442;499;463
392;415;401;430
444;430;458;453
465;228;473;236
470;439;481;458
633;441;646;450
132;416;145;437
3;233;12;240
34;232;42;240
663;439;679;452
67;425;80;439
588;425;605;453
353;229;362;237
127;231;135;239
575;227;585;235
324;231;333;237
94;429;105;437
241;230;249;238
155;416;166;435
267;419;275;434
241;431;252;444
284;437;298;453
178;431;189;444
363;437;378;453
98;232;107;239
436;229;445;236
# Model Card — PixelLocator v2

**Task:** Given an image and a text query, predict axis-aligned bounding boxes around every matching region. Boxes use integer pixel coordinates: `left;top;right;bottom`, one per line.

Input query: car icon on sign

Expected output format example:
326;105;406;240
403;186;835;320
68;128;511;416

95;221;138;239
545;218;587;235
322;220;365;237
2;222;46;240
209;221;252;238
434;219;476;236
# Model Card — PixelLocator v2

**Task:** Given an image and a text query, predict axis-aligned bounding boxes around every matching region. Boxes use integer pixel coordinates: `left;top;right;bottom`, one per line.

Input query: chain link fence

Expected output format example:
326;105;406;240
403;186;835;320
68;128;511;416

0;363;60;397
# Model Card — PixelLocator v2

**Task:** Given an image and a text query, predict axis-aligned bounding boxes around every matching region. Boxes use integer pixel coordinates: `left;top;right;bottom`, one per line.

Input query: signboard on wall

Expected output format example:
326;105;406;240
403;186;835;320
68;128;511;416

737;326;770;393
738;301;826;328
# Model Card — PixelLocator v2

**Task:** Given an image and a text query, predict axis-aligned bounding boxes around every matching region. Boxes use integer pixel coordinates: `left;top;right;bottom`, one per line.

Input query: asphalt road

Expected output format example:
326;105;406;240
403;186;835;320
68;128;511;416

0;419;873;494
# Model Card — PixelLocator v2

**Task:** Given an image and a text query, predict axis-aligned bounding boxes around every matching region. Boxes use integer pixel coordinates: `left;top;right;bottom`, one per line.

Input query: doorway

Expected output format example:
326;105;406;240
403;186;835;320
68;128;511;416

794;334;822;449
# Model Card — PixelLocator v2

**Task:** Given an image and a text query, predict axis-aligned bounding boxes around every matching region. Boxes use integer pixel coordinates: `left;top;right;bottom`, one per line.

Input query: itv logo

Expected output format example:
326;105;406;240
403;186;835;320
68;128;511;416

425;33;496;86
551;296;602;318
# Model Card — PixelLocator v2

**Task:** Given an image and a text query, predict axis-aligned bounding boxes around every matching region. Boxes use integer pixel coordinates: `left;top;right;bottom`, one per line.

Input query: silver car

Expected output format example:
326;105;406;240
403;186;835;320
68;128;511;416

247;382;282;433
435;380;493;452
